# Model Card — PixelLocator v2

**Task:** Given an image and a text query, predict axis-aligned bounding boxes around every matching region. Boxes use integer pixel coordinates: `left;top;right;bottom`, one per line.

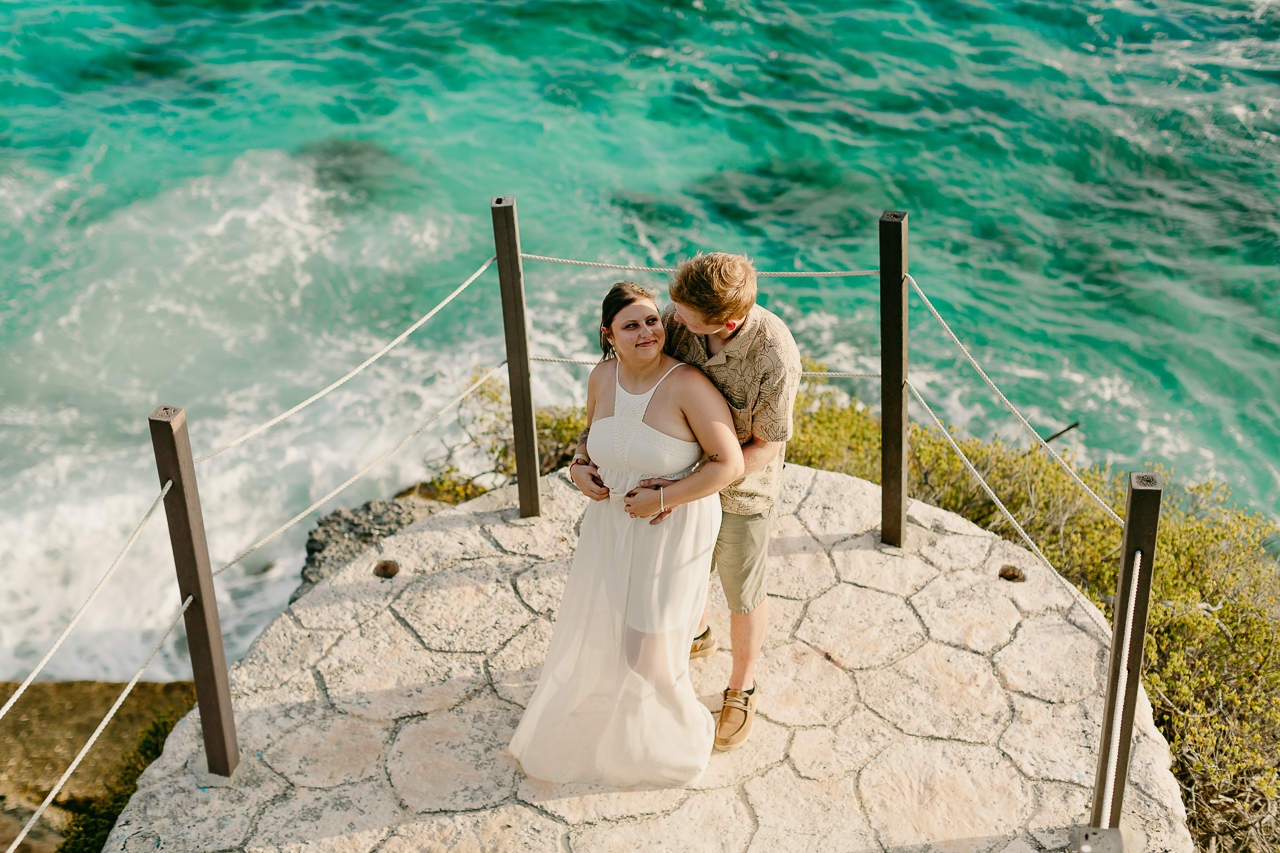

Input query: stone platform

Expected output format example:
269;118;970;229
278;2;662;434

105;465;1192;853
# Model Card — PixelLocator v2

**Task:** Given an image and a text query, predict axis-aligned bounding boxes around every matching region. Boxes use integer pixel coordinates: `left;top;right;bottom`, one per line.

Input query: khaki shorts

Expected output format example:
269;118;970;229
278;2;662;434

711;509;772;614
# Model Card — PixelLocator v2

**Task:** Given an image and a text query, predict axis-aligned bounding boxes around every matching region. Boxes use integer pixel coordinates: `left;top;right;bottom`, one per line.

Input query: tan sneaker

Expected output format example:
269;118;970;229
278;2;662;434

714;686;757;751
690;626;717;659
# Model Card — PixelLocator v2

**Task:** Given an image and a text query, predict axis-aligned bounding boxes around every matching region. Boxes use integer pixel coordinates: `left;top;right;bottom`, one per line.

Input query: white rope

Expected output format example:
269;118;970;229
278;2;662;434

1100;549;1143;828
0;480;173;727
4;594;194;853
530;357;879;379
531;356;601;366
213;363;507;576
521;254;677;273
801;372;881;379
907;274;1123;528
907;380;1112;634
519;253;878;277
195;257;497;465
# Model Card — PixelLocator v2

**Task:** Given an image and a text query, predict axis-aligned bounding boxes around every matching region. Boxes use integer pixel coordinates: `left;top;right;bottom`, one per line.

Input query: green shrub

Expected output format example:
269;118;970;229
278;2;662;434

57;691;195;853
395;466;489;504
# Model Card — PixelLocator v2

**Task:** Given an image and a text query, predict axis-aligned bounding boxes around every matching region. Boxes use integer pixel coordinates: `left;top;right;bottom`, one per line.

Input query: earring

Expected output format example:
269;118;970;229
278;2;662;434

725;321;736;331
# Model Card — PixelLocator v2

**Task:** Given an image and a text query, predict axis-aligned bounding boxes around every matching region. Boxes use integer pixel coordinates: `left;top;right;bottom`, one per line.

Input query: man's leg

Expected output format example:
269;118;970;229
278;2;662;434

711;509;771;750
727;596;768;691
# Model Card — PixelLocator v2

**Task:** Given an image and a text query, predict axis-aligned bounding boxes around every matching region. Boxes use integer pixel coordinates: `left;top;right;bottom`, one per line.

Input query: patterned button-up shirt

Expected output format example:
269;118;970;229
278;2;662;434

663;303;802;515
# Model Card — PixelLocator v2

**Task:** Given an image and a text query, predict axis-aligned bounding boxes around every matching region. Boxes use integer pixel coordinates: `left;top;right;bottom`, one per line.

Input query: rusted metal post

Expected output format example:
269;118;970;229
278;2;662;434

149;406;240;777
880;210;909;547
1090;471;1163;831
491;195;541;518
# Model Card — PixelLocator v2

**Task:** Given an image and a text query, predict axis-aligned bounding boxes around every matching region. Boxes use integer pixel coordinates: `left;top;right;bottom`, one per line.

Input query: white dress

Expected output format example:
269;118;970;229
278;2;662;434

509;363;720;787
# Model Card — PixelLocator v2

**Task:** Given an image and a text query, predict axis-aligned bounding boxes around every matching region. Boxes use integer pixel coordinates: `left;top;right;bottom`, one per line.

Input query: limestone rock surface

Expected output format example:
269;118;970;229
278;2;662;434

104;466;1191;853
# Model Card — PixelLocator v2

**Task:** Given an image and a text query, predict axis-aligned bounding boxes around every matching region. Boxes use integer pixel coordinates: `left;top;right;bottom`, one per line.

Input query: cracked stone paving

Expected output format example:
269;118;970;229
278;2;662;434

104;465;1193;853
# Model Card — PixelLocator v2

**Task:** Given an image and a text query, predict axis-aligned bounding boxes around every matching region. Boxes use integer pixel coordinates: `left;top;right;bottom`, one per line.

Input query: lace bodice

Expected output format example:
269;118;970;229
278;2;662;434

587;363;702;481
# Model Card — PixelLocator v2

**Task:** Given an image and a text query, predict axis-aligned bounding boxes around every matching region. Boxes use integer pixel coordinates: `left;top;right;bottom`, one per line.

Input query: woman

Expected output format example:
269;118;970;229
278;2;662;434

508;281;744;788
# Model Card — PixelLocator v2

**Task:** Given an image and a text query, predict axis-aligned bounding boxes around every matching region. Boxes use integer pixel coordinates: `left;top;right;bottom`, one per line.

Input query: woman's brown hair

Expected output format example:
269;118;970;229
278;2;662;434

599;280;658;359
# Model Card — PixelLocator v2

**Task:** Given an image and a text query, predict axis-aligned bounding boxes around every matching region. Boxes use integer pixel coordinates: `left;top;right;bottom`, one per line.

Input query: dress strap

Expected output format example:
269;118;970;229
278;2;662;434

650;362;686;395
616;362;685;402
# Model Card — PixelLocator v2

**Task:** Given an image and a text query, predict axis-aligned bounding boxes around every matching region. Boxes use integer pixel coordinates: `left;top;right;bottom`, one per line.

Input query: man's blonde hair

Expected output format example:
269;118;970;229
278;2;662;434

669;252;757;325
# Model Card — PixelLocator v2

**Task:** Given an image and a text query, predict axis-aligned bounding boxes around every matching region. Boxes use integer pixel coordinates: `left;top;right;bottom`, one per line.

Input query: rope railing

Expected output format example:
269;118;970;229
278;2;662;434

194;256;497;465
520;252;878;277
907;274;1124;528
4;594;195;853
906;379;1112;635
528;355;880;379
213;362;507;577
0;480;174;727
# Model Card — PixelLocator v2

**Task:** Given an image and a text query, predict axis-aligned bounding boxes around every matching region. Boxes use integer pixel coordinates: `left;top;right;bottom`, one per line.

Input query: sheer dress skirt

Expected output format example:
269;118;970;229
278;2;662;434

509;462;721;787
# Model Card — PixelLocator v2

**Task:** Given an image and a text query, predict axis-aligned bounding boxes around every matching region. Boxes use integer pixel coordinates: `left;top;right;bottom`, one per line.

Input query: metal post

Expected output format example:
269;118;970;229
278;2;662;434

880;210;909;547
1089;471;1163;831
149;406;240;778
491;195;541;518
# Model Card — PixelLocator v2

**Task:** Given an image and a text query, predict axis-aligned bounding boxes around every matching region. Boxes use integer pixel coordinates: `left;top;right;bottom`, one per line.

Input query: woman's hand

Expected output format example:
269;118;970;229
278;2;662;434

634;477;676;524
623;484;664;518
570;461;610;501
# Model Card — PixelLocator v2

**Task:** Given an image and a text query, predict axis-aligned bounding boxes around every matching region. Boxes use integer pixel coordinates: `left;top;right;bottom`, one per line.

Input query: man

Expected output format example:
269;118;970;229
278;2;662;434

646;251;801;751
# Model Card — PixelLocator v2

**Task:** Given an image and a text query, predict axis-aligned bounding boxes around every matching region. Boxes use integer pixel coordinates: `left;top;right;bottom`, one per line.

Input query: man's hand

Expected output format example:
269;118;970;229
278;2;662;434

570;462;609;501
635;478;676;524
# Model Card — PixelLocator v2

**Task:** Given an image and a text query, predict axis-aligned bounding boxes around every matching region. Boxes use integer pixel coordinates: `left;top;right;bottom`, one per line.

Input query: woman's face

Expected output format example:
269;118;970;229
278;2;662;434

604;298;664;359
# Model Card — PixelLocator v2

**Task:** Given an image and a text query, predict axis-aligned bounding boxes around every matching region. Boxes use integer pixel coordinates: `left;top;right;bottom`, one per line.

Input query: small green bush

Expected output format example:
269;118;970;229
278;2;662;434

395;466;489;504
57;693;195;853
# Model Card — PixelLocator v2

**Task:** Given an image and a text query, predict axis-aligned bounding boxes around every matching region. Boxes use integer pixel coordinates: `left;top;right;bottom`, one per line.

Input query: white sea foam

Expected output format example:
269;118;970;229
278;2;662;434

0;152;534;682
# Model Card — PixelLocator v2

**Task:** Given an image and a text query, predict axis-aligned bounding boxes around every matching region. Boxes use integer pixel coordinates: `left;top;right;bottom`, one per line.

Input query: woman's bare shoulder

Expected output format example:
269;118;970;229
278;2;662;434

588;359;615;385
668;361;724;403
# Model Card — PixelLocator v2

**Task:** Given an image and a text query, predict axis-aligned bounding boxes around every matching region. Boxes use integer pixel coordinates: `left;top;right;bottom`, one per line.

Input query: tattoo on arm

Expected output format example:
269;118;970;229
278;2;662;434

578;426;590;445
706;453;719;463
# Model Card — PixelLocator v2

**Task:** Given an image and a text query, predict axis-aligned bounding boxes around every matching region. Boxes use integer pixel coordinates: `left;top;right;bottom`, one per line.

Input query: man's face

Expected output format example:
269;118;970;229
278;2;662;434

670;301;726;336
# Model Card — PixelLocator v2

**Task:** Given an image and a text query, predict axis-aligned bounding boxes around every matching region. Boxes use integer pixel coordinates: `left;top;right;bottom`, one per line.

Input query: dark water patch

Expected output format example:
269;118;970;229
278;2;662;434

19;38;196;94
142;0;286;11
611;190;703;259
293;137;425;211
686;159;883;250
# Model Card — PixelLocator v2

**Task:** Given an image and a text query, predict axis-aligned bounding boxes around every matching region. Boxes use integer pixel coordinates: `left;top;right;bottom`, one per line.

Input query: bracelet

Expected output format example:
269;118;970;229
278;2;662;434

659;486;664;513
570;455;589;471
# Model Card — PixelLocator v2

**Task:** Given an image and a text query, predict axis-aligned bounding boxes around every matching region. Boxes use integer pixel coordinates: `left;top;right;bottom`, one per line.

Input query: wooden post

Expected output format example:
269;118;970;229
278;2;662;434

880;211;909;547
491;195;541;518
1090;471;1163;830
149;406;240;778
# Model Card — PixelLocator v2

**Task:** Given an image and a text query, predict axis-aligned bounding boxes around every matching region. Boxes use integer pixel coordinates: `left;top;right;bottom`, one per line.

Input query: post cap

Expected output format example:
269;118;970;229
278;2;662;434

1130;471;1163;491
880;210;907;222
492;195;516;208
149;405;183;423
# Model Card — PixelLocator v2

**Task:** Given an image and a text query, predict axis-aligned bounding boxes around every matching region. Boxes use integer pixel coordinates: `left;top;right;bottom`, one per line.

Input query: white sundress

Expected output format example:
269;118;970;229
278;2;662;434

508;362;721;787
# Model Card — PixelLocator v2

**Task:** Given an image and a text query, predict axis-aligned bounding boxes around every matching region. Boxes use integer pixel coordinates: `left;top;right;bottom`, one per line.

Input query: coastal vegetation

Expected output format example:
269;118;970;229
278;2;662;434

56;693;194;853
425;369;1280;853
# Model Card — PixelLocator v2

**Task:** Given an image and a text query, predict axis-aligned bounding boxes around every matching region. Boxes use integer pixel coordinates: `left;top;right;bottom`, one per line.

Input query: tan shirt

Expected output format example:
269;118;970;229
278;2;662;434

663;303;802;515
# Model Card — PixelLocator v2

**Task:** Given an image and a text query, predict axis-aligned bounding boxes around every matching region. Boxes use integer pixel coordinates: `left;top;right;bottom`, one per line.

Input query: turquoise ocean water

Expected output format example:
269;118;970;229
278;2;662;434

2;0;1278;680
